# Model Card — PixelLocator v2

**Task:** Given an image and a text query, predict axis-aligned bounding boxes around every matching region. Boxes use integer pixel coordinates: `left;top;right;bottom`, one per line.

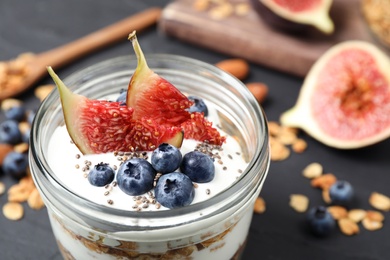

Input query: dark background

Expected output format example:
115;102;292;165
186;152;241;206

0;0;389;259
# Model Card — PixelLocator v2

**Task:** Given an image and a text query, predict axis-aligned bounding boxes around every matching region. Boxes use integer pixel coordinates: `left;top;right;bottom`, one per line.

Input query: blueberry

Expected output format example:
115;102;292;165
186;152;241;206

180;151;215;183
88;163;115;187
151;143;182;174
2;152;28;179
117;158;156;196
154;172;195;209
187;96;208;116
4;106;26;122
329;180;354;206
116;89;127;104
0;120;22;145
306;206;336;237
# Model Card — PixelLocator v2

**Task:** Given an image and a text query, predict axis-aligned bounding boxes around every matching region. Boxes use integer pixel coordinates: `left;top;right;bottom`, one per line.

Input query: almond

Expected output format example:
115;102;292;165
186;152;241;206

311;173;337;190
27;188;45;210
0;181;5;195
369;192;390;211
1;98;22;111
0;143;13;166
322;189;332;204
292;138;307;153
245;82;268;104
3;202;24;221
208;2;234;20
327;206;348;220
362;218;383;231
193;0;210;11
270;139;290;161
338;218;359;236
267;121;281;136
34;84;55;102
365;210;384;222
215;59;249;81
302;162;323;179
289;194;309;213
348;209;366;223
254;196;266;214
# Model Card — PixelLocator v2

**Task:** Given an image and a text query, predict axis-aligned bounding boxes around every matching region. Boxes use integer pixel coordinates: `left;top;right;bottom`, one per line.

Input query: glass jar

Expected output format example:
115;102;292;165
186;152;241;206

29;54;270;259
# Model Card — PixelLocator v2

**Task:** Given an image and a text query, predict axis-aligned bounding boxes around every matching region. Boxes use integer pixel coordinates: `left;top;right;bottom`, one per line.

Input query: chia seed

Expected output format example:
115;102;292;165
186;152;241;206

206;189;211;195
75;154;80;159
107;199;113;205
223;166;227;171
75;164;79;169
104;191;109;196
228;154;233;159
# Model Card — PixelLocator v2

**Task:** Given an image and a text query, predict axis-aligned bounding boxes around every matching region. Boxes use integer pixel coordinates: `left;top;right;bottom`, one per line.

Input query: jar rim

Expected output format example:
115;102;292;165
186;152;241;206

30;54;269;226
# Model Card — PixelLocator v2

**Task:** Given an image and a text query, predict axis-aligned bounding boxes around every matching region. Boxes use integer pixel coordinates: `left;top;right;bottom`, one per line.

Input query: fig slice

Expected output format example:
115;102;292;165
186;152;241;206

251;0;334;34
47;67;183;154
126;31;192;125
126;31;226;146
280;41;390;149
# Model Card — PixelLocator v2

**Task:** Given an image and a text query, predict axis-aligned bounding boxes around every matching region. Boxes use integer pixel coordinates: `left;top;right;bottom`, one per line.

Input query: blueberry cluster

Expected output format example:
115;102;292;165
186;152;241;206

306;180;354;236
88;143;216;209
0;100;35;179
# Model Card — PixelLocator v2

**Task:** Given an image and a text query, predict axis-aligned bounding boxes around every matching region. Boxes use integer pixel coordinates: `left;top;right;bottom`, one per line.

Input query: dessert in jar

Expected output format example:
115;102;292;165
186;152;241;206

29;32;270;259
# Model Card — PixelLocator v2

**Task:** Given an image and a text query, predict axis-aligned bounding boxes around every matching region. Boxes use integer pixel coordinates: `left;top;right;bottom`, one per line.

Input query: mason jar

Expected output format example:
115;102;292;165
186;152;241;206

29;54;270;259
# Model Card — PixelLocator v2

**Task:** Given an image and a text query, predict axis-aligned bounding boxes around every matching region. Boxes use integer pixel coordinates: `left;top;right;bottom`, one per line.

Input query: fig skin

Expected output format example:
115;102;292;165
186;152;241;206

250;0;308;34
250;0;334;35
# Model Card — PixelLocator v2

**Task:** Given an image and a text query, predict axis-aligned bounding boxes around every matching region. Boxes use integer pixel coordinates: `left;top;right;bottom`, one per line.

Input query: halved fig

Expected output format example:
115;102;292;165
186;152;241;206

250;0;334;34
126;31;192;125
280;41;390;149
126;31;226;146
47;67;183;154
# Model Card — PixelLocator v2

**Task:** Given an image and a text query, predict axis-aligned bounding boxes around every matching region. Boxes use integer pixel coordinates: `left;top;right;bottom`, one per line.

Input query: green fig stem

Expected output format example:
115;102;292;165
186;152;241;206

47;66;73;100
312;14;334;35
47;66;89;154
128;30;150;79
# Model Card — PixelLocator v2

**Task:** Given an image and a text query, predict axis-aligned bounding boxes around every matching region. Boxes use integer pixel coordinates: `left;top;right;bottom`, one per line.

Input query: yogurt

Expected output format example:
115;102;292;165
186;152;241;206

48;126;247;211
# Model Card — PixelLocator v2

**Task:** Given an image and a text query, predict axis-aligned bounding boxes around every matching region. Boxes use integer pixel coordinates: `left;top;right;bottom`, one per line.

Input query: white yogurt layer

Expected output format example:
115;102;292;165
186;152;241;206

47;103;249;211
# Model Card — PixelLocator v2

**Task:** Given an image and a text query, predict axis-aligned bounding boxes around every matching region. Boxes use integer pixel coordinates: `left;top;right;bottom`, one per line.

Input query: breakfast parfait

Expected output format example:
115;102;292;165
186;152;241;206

29;31;270;259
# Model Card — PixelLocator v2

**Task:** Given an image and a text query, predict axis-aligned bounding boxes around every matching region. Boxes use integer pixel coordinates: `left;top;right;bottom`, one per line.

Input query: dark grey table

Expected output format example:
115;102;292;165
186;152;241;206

0;0;389;259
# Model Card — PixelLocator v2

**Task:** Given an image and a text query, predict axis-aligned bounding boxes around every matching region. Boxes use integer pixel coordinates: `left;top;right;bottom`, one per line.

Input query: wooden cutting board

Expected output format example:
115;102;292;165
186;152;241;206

158;0;386;77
